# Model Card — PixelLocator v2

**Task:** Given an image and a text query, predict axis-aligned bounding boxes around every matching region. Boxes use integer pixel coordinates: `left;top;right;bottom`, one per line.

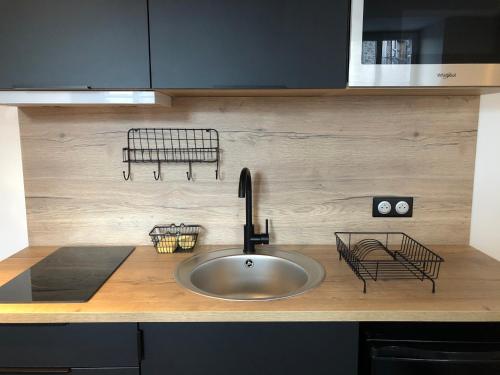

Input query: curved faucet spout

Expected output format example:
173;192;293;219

238;167;251;198
238;167;269;253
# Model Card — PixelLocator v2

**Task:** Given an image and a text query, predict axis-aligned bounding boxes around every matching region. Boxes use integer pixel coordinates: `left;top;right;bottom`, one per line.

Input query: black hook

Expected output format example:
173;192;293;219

123;161;131;181
153;161;161;181
186;162;193;181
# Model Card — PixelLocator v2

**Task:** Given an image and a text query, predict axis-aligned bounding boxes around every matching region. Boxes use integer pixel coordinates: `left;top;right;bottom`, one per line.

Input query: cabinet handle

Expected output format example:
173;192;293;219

0;324;69;327
11;85;92;90
212;85;287;89
373;345;500;361
137;328;145;360
0;369;71;374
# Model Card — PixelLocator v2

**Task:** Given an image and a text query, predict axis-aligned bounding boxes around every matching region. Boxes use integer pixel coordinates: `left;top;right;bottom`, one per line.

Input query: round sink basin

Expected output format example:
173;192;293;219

175;248;325;301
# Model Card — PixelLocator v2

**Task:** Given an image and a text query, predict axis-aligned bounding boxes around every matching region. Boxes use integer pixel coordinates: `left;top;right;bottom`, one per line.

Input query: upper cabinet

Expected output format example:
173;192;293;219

0;0;150;89
149;0;349;89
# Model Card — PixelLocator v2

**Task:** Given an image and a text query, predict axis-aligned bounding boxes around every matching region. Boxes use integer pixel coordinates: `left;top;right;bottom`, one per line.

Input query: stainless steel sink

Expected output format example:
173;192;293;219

175;248;325;301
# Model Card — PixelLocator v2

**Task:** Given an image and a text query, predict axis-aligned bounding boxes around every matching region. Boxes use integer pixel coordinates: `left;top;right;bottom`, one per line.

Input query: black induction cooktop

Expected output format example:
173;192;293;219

0;246;135;303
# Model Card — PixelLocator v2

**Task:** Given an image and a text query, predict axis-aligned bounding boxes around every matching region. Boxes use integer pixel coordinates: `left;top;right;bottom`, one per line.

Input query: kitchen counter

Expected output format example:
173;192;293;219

0;245;499;323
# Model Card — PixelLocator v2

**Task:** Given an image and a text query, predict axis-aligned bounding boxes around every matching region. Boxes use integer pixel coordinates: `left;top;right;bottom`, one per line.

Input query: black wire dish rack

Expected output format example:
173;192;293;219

122;128;220;181
335;232;444;293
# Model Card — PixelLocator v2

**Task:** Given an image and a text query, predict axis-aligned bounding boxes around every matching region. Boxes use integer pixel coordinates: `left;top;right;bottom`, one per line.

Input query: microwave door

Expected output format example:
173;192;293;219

348;0;500;86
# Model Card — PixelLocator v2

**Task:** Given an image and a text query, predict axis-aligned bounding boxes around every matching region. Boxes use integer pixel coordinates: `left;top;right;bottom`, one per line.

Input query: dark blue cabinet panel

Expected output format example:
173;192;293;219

0;0;150;89
149;0;349;89
140;323;358;375
0;324;140;367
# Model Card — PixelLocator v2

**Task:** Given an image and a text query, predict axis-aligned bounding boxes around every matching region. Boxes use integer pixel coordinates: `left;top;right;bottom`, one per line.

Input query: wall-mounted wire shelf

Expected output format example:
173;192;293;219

335;232;444;293
122;128;220;181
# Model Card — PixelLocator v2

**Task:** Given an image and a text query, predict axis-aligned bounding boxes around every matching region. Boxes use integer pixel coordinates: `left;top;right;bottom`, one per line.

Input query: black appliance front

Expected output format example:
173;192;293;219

349;0;500;86
0;246;135;303
361;0;500;65
361;323;500;375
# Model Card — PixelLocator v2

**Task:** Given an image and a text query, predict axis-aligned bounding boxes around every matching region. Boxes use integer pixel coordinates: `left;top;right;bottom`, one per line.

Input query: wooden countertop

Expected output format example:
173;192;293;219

0;245;499;323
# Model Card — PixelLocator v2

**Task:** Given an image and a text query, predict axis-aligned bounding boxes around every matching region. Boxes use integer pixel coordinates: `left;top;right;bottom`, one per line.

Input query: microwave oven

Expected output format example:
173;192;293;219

348;0;500;86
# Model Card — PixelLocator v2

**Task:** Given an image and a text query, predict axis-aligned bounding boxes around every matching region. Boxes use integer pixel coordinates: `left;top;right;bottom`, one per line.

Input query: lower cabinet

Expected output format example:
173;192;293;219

4;321;500;375
140;323;359;375
0;323;140;374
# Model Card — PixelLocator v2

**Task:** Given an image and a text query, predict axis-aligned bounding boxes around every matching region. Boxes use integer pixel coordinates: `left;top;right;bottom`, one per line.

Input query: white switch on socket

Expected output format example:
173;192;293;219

377;201;392;215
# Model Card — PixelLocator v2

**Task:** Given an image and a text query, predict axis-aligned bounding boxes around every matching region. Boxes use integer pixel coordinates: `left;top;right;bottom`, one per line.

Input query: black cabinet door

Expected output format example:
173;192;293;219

140;323;358;375
0;0;150;89
149;0;349;89
0;324;140;367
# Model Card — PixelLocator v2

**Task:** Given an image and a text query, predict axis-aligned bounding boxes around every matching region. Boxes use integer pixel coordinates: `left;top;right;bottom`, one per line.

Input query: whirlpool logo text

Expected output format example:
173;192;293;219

437;72;457;79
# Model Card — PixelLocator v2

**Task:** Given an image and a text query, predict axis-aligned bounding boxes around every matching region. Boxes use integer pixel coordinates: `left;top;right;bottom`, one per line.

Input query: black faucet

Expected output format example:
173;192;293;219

238;168;269;253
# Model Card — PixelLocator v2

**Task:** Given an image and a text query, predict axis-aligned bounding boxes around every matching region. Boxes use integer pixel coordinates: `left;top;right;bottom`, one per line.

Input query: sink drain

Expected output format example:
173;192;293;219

245;259;254;268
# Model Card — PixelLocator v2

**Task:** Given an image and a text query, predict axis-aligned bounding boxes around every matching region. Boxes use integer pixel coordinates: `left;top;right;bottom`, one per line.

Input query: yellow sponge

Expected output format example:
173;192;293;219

178;235;195;250
157;236;177;253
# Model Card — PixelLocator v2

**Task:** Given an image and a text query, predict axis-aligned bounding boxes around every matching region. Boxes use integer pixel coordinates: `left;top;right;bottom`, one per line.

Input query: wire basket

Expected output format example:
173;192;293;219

122;128;220;181
149;224;201;254
335;232;444;293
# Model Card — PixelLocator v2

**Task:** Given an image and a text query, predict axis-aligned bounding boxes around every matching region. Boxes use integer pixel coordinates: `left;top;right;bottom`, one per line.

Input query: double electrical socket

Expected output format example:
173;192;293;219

372;196;414;217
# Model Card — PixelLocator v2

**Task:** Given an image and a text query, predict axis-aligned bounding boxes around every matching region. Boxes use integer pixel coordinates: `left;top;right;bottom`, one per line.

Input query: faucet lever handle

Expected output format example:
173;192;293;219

260;219;270;245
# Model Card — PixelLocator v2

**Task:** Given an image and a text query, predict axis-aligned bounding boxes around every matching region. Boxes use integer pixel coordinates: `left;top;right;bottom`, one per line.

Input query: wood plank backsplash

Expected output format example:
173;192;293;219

18;96;479;246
